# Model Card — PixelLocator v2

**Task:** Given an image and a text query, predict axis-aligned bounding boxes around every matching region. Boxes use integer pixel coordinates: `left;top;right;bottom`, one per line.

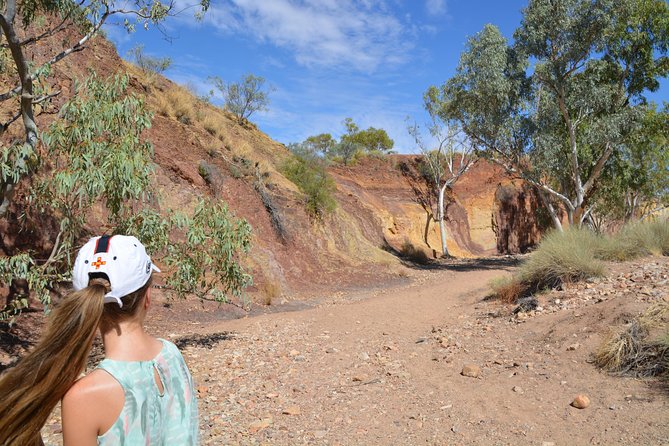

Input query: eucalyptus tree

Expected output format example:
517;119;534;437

407;108;476;257
430;0;669;230
209;74;274;125
0;0;256;317
0;0;208;217
593;103;669;224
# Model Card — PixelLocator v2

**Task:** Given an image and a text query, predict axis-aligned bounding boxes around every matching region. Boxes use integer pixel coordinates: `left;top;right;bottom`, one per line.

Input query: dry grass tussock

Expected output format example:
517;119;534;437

490;218;669;302
259;278;282;306
595;303;669;379
596;219;669;261
400;239;431;265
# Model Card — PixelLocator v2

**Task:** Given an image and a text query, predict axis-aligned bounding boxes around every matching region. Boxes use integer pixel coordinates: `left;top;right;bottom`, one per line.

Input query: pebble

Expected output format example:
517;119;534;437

512;386;523;394
566;343;581;351
282;406;301;416
249;418;273;433
461;364;481;378
571;394;590;409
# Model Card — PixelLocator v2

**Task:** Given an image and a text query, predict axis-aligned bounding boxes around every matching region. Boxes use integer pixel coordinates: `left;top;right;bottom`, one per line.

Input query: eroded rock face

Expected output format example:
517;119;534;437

493;182;544;254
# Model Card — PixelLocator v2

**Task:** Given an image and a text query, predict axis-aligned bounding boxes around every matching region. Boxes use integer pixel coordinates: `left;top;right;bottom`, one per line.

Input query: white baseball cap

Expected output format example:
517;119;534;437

72;235;160;307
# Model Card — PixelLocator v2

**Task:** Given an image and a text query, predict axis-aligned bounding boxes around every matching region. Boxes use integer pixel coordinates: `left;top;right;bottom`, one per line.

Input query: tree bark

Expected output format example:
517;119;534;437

437;184;450;256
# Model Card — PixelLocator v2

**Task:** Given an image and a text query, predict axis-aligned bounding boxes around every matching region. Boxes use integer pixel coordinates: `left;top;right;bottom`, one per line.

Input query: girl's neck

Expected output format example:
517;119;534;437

101;322;161;361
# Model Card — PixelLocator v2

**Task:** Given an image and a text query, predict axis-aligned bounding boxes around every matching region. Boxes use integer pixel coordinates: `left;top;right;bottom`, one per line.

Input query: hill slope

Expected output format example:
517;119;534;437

0;31;543;302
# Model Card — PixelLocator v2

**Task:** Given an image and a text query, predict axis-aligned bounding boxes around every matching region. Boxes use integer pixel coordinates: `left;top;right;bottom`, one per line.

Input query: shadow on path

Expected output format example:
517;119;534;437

399;255;522;272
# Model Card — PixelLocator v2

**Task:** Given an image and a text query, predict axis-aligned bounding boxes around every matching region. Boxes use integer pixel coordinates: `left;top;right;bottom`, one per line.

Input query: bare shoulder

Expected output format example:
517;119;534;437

62;369;124;442
64;369;120;405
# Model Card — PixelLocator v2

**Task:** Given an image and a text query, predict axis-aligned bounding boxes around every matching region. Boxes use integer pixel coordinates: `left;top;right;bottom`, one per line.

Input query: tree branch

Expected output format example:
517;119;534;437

0;8;110;103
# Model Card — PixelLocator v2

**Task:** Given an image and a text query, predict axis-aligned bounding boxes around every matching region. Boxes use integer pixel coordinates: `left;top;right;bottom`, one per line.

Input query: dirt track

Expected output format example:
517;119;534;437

41;257;669;445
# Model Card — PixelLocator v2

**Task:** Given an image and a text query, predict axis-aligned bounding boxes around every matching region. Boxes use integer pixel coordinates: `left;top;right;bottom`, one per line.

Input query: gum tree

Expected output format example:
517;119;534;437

0;1;256;317
407;103;476;257
430;0;669;230
209;74;274;125
0;0;208;216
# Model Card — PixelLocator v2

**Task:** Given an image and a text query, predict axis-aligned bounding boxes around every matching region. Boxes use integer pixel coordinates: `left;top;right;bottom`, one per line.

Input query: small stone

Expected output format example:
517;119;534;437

609;405;616;410
282;406;301;416
571;394;590;409
461;364;481;378
249;418;273;433
512;386;524;393
542;442;556;446
566;343;581;351
451;425;459;433
325;347;338;354
289;350;300;357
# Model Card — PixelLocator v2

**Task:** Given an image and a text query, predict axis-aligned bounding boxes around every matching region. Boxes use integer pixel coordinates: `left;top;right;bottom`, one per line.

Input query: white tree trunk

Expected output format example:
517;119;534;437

438;184;450;257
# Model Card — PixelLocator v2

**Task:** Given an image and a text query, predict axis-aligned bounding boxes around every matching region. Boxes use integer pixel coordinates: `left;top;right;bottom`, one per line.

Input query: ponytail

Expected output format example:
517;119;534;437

0;282;106;445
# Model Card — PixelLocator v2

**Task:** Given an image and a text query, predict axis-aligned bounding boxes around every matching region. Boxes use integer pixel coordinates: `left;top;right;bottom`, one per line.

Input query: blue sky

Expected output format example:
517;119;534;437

104;0;669;153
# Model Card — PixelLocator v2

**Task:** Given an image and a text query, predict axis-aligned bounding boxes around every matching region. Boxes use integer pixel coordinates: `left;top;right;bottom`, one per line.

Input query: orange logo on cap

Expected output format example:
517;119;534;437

91;257;106;270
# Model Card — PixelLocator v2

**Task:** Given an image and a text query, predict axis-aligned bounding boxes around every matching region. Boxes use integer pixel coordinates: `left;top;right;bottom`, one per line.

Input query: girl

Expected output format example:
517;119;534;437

0;235;198;445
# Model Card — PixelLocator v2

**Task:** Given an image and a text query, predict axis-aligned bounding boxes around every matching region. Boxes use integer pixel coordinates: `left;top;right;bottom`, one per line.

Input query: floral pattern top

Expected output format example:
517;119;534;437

96;339;198;445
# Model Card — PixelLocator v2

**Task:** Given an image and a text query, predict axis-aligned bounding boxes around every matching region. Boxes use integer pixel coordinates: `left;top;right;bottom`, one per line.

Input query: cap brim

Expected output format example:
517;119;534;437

152;264;161;273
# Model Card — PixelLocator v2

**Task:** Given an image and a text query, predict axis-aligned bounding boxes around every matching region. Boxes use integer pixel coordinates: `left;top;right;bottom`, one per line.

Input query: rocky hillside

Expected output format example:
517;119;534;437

0;30;544;302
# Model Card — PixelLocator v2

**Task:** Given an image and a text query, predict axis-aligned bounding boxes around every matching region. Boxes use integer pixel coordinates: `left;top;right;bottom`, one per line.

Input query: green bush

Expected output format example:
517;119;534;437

490;228;605;302
596;219;669;261
281;154;336;220
518;228;606;288
490;219;669;303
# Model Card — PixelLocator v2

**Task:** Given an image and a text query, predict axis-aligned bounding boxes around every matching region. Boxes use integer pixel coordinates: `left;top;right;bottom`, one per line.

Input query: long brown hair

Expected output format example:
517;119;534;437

0;277;151;445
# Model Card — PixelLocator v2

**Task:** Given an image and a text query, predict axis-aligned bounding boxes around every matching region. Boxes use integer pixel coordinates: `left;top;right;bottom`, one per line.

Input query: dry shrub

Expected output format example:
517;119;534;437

489;276;528;304
153;94;174;118
595;303;669;378
203;138;220;158
400;239;430;265
165;88;196;125
488;228;605;302
596;218;669;261
260;278;281;306
202;114;224;137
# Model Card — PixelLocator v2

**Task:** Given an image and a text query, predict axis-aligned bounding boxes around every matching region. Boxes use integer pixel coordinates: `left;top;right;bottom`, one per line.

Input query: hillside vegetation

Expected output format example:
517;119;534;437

0;25;544;310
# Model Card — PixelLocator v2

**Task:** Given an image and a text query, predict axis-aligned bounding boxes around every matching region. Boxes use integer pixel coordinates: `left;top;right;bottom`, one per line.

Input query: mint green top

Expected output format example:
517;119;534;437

96;339;198;445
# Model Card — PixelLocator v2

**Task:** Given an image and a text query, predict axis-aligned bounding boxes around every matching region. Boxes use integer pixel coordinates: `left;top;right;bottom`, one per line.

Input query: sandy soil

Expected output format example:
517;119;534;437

37;256;669;445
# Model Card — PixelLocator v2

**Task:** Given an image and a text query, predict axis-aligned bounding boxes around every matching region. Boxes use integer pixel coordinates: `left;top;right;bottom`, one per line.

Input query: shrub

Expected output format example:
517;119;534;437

260;278;281;305
490;228;605;302
517;228;606;288
202;115;222;136
281;154;336;220
229;165;243;179
596;219;669;261
400;239;431;264
595;303;669;378
489;276;528;304
128;44;171;77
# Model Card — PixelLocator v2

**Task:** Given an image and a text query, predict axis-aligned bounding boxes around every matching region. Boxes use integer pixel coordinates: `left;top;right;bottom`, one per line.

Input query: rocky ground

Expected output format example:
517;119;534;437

34;256;669;445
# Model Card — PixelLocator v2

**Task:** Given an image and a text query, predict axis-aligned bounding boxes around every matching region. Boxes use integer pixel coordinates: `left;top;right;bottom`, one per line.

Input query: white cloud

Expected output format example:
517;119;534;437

425;0;447;16
189;0;415;73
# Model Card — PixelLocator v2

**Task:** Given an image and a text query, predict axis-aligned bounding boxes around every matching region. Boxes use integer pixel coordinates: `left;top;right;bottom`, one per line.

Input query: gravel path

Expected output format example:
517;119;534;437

42;258;669;445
